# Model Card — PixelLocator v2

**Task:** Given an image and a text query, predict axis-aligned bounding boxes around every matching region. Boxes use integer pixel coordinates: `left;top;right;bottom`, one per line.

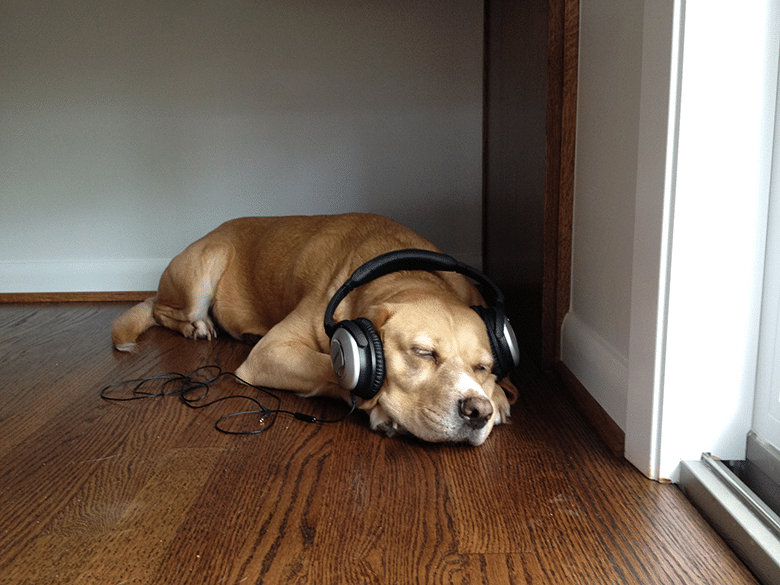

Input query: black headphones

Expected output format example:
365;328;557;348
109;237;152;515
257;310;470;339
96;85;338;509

323;249;520;400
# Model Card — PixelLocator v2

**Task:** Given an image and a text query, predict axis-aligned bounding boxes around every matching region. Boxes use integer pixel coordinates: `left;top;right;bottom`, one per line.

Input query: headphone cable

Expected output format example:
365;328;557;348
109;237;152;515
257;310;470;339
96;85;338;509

100;365;357;435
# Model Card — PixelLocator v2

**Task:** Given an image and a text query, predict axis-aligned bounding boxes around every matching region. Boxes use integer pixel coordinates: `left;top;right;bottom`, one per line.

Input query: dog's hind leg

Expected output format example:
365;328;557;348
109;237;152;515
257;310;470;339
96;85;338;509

152;240;231;341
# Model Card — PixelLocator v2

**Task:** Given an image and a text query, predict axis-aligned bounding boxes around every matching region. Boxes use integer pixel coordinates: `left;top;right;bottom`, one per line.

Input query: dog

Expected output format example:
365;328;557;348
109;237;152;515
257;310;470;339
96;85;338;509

111;214;519;445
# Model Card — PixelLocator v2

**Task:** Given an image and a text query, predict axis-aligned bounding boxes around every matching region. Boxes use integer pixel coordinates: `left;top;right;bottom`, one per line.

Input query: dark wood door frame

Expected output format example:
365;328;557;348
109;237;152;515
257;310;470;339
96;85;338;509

541;1;625;457
542;0;578;369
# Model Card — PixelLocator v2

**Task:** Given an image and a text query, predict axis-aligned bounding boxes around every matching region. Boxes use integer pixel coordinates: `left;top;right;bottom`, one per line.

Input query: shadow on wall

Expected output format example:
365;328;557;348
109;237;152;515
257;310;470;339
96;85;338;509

0;0;484;293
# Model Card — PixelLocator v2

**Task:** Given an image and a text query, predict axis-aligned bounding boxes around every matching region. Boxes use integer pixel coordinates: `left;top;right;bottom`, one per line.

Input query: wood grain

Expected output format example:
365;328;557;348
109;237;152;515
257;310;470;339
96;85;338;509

0;304;760;584
556;0;579;361
541;0;578;369
555;360;626;458
542;0;565;370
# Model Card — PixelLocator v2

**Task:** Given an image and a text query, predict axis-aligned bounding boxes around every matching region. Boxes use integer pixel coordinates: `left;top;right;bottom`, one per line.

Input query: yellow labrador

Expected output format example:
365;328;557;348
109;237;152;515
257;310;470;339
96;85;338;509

111;214;519;445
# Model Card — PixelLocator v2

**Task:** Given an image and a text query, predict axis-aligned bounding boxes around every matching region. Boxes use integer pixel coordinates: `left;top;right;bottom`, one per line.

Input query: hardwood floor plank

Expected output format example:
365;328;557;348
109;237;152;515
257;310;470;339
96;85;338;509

0;304;762;584
71;448;227;585
155;430;336;584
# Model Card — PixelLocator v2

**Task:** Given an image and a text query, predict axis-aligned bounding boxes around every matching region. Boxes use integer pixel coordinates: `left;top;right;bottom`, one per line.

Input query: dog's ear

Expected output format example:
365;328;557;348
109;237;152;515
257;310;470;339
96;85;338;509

498;377;518;405
365;305;392;333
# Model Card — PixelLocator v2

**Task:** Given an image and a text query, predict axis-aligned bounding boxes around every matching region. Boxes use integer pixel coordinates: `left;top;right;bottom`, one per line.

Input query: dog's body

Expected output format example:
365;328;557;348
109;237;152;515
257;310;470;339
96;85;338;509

112;214;517;445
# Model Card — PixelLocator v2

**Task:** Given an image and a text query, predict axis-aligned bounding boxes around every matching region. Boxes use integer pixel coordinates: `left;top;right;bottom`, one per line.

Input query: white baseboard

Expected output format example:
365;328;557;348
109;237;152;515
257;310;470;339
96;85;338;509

0;259;169;293
561;311;629;431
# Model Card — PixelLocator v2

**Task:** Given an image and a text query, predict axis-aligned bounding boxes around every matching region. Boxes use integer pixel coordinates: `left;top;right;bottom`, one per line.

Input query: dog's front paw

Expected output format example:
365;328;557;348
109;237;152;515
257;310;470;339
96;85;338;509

369;405;407;438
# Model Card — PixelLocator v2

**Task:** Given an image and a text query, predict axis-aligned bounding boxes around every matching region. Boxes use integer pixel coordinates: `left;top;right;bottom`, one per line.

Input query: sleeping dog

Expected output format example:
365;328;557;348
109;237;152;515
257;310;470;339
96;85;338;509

111;214;519;445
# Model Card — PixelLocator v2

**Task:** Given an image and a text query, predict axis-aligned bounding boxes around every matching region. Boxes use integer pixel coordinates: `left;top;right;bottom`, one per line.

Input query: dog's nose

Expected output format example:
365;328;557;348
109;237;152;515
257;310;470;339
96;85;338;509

459;396;493;429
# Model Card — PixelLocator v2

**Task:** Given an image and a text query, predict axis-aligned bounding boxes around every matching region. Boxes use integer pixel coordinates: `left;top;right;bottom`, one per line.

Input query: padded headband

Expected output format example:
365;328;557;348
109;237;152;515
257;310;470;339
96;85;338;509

323;249;506;338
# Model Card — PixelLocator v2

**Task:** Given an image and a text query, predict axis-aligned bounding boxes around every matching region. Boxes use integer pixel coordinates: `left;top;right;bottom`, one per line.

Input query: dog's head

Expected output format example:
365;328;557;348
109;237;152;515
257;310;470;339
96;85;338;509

362;296;517;446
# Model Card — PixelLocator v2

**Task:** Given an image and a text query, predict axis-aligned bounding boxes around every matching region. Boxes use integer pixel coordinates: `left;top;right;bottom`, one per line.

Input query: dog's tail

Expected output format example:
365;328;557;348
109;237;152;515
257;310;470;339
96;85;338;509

111;296;158;352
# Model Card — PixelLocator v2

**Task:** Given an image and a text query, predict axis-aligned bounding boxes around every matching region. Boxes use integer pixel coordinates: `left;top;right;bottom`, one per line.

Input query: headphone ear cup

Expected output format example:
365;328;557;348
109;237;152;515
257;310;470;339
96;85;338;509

471;305;518;380
329;318;385;400
354;317;385;400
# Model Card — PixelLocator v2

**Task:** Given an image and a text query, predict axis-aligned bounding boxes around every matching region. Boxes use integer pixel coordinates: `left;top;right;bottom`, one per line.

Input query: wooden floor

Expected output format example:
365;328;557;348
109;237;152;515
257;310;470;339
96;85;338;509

0;303;761;584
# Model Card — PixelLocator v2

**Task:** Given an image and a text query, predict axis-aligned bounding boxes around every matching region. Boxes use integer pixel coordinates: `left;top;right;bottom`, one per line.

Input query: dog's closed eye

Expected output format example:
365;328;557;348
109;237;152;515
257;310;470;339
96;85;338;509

412;348;439;364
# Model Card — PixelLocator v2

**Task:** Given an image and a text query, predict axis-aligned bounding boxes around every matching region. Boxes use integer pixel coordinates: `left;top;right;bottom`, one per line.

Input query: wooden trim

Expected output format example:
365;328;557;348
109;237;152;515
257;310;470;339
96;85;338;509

0;292;155;304
542;0;579;369
555;360;626;458
558;0;579;355
542;0;564;368
481;0;491;269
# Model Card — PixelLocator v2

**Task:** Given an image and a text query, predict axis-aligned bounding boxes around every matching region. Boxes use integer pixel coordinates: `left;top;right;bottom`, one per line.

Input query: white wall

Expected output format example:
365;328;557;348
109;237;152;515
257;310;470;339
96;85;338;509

0;0;483;293
626;0;779;481
561;0;644;431
568;0;779;481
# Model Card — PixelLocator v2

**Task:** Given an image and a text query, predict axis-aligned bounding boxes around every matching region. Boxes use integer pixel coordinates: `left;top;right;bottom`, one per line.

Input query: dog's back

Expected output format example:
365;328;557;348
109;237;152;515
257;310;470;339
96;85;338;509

111;214;444;349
